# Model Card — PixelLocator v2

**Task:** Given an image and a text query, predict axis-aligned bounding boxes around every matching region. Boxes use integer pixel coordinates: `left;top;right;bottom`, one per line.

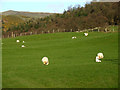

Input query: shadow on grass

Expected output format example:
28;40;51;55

104;59;118;64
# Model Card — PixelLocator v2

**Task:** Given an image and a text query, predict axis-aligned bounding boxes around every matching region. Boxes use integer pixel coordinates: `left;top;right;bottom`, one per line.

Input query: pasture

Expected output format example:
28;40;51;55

2;31;118;88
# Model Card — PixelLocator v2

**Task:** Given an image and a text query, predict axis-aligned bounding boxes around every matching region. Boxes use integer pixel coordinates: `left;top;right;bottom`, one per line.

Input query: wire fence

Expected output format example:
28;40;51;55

2;27;114;38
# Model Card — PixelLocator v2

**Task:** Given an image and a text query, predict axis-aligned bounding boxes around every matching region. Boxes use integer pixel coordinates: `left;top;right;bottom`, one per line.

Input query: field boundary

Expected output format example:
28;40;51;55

2;25;118;38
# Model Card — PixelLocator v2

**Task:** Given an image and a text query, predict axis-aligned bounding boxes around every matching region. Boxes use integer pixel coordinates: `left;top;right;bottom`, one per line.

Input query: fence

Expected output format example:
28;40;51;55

2;27;112;38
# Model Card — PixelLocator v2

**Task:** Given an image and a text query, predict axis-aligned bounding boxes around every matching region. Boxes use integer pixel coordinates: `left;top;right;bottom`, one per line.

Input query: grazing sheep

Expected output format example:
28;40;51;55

96;53;104;62
42;57;49;65
84;33;88;36
72;36;77;39
16;40;20;42
21;45;25;48
72;37;75;39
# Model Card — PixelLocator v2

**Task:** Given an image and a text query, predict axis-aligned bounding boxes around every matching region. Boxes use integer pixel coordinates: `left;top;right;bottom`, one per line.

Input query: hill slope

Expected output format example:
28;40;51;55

2;15;25;32
2;10;56;18
2;10;57;32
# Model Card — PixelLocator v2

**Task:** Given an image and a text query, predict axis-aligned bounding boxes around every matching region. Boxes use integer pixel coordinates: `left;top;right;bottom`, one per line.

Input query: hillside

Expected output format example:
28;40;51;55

2;15;25;32
2;10;57;32
2;10;56;18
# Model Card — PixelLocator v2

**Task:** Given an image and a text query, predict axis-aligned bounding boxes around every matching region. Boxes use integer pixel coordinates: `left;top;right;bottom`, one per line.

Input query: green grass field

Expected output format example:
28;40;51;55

2;31;118;88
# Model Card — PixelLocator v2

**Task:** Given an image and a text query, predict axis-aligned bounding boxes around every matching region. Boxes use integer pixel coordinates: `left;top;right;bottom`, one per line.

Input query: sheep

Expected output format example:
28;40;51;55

72;36;77;39
16;40;20;42
96;53;104;62
23;41;25;43
84;33;88;36
21;45;25;48
72;37;75;39
42;57;49;65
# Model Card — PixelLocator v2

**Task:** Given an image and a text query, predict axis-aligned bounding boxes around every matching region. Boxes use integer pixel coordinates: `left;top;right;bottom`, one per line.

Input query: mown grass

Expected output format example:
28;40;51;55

2;31;118;88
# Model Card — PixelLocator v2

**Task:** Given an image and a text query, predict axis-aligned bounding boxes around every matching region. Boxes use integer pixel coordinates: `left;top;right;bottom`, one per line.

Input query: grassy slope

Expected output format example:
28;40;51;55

2;31;118;88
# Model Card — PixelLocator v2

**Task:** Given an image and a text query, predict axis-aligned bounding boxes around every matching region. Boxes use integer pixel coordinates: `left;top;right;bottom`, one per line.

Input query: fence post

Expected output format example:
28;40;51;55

42;31;43;34
53;29;54;33
58;29;59;32
64;29;65;32
71;29;72;32
98;28;99;32
30;32;32;35
14;34;15;37
11;32;14;37
48;30;49;33
113;29;114;32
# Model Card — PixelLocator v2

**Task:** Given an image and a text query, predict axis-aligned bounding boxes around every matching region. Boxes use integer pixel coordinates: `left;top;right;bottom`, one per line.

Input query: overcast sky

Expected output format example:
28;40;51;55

0;0;93;13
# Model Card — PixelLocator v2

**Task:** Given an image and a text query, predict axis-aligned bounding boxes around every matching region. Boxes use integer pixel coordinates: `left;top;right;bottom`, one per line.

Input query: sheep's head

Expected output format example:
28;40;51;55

97;53;104;59
43;61;47;65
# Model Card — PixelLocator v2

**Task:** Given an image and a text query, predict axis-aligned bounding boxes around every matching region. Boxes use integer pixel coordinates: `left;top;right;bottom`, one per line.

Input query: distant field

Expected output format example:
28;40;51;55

2;31;118;88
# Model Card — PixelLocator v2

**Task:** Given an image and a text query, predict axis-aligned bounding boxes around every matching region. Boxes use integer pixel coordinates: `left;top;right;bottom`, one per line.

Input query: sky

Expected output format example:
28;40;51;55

0;0;93;13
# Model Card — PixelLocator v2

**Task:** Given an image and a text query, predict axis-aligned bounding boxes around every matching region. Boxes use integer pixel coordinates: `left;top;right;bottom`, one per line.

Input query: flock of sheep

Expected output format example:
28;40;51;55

16;32;103;65
41;32;103;65
72;33;88;39
16;40;25;48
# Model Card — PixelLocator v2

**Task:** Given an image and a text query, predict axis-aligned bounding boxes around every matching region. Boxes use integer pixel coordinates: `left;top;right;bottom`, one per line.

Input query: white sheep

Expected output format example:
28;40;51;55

16;40;20;42
96;53;104;62
84;33;88;36
72;37;75;39
42;57;49;65
72;36;77;39
21;45;25;48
